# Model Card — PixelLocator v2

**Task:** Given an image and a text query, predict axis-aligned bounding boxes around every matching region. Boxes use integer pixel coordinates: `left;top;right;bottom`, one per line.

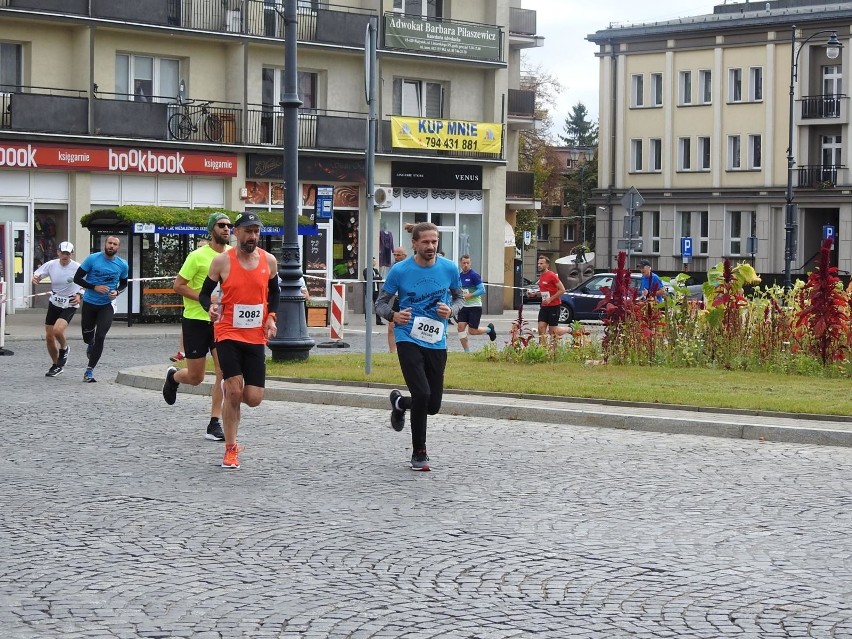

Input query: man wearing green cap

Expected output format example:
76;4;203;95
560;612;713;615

161;212;232;441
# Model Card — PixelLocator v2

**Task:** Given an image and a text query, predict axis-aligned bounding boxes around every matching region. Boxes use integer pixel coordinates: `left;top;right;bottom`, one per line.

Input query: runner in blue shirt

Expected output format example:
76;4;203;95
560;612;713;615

375;222;465;471
456;255;496;352
73;235;129;382
638;258;666;303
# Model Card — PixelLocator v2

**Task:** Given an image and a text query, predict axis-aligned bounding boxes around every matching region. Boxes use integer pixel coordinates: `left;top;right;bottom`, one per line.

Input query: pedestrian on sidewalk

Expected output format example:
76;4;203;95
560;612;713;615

387;246;407;353
456;254;496;352
162;213;232;442
73;235;129;383
198;212;279;470
375;222;464;471
363;256;384;326
32;241;83;377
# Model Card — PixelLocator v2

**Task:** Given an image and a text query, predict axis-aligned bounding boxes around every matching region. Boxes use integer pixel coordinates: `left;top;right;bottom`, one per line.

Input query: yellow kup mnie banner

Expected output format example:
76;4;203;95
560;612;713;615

391;116;502;153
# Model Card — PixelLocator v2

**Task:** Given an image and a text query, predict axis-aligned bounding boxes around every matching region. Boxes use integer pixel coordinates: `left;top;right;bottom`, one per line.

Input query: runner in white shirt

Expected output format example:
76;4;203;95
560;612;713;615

32;242;83;377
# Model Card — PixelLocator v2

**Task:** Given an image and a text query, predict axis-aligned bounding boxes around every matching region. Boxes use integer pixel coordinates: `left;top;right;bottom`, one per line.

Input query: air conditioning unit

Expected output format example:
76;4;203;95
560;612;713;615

374;186;394;208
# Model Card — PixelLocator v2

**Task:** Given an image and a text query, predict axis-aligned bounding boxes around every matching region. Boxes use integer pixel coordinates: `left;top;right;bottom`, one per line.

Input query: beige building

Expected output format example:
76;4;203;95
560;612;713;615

589;0;850;283
0;0;540;316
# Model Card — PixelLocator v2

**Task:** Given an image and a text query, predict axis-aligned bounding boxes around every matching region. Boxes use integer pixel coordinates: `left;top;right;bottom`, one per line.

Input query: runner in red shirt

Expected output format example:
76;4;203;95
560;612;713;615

529;255;567;344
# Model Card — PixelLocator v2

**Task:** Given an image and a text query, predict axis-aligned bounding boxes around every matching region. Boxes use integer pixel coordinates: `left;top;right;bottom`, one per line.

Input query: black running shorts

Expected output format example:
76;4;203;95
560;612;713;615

45;302;77;326
181;317;216;359
215;339;266;388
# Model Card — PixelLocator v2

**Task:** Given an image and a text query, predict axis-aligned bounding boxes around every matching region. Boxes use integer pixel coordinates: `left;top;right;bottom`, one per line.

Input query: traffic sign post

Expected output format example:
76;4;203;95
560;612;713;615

823;224;837;250
680;236;693;266
619;187;644;266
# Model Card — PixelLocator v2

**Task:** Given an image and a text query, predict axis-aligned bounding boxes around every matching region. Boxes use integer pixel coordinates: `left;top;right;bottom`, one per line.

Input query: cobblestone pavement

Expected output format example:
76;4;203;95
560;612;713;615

2;335;852;638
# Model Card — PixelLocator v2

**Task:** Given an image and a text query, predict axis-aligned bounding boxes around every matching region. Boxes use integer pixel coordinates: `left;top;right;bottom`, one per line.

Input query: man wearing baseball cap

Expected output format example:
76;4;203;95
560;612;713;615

638;259;666;302
32;242;83;377
162;212;232;442
198;211;279;469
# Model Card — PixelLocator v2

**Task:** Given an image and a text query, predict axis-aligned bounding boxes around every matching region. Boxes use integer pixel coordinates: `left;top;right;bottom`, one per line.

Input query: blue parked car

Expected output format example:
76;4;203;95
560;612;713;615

558;273;702;323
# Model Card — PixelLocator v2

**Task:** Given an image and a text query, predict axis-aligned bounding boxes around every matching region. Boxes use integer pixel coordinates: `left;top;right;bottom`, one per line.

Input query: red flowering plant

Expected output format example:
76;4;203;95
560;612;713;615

507;303;536;350
598;251;639;363
793;238;852;366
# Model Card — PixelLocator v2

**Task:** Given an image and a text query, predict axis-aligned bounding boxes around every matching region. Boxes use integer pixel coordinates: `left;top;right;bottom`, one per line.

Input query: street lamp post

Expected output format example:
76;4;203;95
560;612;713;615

579;163;587;245
784;25;841;289
268;0;315;360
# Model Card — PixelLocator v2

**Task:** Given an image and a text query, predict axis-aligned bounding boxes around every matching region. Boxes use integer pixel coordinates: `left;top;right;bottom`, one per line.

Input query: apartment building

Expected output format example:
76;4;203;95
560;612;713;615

588;0;850;283
0;0;540;317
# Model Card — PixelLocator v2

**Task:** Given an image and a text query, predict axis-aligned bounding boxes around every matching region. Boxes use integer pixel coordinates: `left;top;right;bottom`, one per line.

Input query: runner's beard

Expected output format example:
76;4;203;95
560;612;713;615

239;240;257;253
104;247;117;257
212;232;229;246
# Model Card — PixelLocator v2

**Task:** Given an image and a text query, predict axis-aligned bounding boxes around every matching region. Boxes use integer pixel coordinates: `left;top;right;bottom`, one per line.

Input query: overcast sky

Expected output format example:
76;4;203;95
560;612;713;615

522;0;726;138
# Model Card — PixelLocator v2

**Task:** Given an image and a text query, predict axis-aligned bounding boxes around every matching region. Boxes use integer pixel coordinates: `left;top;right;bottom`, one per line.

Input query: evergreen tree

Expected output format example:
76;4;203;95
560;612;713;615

560;102;598;147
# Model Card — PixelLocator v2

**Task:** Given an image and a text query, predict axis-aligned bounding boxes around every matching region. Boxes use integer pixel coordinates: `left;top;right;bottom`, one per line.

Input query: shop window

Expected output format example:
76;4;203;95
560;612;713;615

33;210;69;271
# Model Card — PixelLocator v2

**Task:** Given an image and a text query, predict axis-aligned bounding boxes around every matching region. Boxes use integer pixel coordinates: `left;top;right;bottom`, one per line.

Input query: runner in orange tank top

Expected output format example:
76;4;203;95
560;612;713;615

199;212;279;470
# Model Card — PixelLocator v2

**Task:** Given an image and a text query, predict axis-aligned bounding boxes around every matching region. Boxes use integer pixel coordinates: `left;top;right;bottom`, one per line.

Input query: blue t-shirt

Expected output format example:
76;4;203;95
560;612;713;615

79;252;129;306
640;273;665;302
383;256;462;350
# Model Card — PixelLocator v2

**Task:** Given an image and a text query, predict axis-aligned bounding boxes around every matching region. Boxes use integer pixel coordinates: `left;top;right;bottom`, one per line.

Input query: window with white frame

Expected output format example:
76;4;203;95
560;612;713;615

393;0;442;18
699;69;712;104
651;73;663;107
631;139;643;171
650;138;662;172
115;54;179;102
698;136;711;170
648;210;660;253
728;135;741;169
728;210;755;255
678;137;692;171
262;68;318;111
748;134;761;169
749;67;763;101
728;68;742;103
822;65;842;95
631;74;644;107
393;78;443;117
679;211;709;254
679;70;692;105
563;223;575;242
0;43;22;93
698;211;709;254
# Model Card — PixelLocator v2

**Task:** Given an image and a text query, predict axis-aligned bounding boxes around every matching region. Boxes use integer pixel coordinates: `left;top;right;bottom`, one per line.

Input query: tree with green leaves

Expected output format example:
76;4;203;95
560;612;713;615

559;102;598;147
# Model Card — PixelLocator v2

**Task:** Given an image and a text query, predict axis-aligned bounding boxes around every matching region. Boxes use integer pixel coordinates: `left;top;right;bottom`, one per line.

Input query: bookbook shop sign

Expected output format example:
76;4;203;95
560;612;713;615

384;16;502;62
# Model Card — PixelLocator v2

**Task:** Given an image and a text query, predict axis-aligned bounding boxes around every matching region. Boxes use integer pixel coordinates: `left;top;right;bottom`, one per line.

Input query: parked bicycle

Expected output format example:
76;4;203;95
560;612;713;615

168;98;224;142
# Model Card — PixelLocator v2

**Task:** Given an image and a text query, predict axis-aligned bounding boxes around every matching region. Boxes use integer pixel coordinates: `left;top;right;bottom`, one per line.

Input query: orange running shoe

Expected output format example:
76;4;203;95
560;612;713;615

221;443;243;469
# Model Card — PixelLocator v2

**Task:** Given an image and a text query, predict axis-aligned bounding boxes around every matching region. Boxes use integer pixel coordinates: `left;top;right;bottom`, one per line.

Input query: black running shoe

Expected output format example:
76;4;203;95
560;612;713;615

45;364;63;377
206;419;225;441
410;449;431;471
487;322;497;342
389;389;405;432
162;366;179;405
57;346;69;368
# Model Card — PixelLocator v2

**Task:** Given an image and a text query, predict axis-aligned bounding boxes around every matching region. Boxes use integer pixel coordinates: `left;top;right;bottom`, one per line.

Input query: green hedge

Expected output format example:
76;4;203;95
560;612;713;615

80;205;313;229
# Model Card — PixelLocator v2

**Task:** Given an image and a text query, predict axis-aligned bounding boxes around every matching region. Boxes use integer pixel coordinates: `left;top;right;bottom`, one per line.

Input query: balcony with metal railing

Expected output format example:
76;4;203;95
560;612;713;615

245;106;366;151
505;170;538;210
0;0;376;47
797;164;844;189
798;93;848;125
507;88;535;129
508;7;542;49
